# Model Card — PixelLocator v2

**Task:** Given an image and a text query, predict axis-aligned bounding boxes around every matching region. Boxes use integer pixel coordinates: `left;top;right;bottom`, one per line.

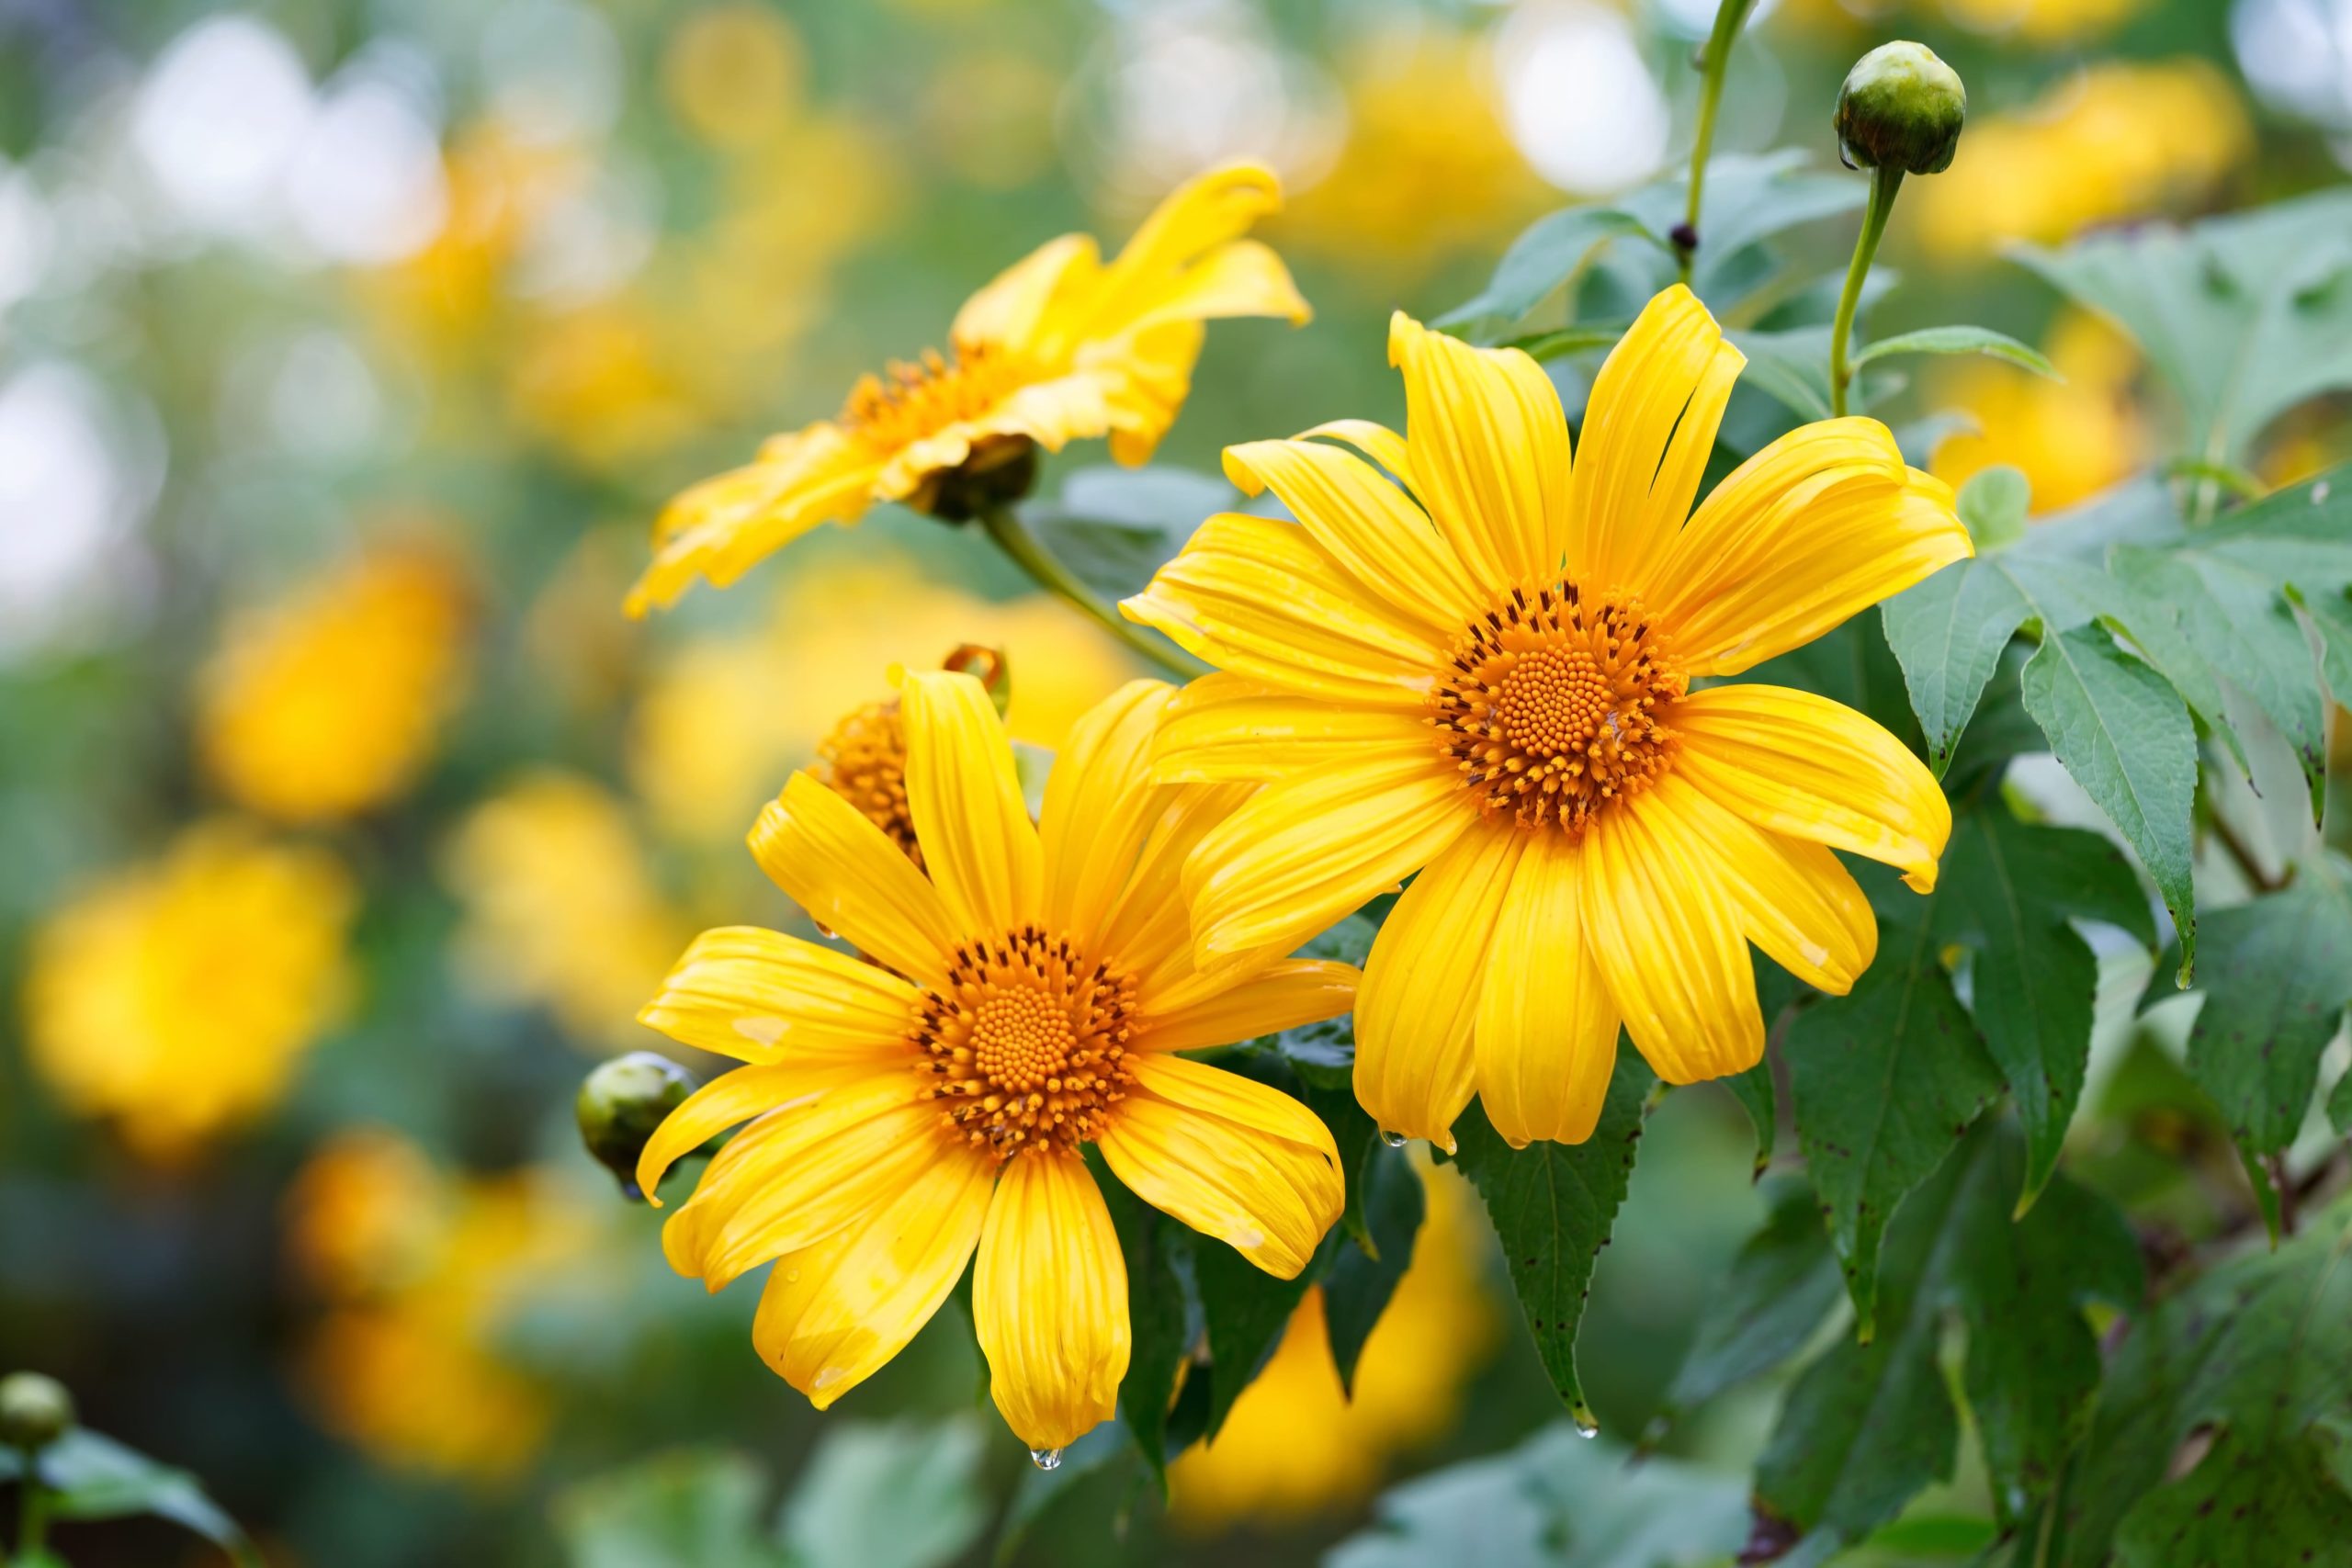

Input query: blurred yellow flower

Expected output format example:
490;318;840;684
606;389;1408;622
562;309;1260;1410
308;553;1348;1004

1939;0;2143;40
198;546;470;823
24;824;355;1162
508;302;706;469
920;48;1061;191
628;164;1311;615
662;4;808;151
1170;1164;1497;1527
443;773;689;1049
292;1130;587;1481
1931;311;2146;513
1914;61;2251;258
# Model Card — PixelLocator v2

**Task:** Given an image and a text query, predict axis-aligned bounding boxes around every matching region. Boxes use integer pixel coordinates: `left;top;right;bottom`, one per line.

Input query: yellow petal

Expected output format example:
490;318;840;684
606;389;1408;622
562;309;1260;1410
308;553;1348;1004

751;773;960;991
1074;163;1301;344
974;1151;1129;1451
752;1143;995;1409
1649;421;1972;674
1118;239;1311;336
1098;1054;1342;1278
901;670;1043;935
1222;437;1480;631
1566;285;1745;591
1039;680;1177;941
1673;683;1951;893
1388;312;1571;587
1136;958;1358;1054
1123;513;1445;708
1153;672;1434;784
952;232;1102;351
1098;781;1256;985
1355;822;1527;1149
1646;774;1876;995
1295;418;1412;481
1472;832;1620;1147
1579;790;1763;1085
639;926;923;1066
1184;750;1471;961
627;430;881;616
636;1058;900;1210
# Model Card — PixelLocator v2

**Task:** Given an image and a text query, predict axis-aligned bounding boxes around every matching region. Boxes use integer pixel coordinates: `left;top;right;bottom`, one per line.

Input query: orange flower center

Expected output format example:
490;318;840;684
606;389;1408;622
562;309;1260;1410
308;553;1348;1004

912;926;1139;1161
839;341;1032;456
1430;583;1684;833
813;700;920;867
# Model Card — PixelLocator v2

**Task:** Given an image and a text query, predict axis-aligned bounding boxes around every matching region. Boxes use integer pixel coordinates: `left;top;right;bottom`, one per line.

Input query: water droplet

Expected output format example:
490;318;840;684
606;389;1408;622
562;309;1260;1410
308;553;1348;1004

1380;1132;1408;1149
1571;1403;1600;1438
1029;1447;1063;1472
786;1269;801;1283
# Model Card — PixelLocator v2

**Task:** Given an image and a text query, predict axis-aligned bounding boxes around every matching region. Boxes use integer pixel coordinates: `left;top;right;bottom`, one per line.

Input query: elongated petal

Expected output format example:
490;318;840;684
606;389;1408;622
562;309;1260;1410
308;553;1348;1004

1222;437;1480;630
752;1143;995;1408
1673;684;1951;893
1098;1054;1341;1278
637;1059;906;1210
1098;781;1255;983
639;926;923;1065
1136;958;1358;1053
752;773;959;990
1123;514;1445;707
1153;673;1434;784
974;1151;1129;1451
952;232;1101;350
1473;833;1620;1147
1296;418;1412;480
1566;285;1745;590
1075;163;1296;344
901;670;1042;935
1355;822;1526;1149
1580;790;1763;1085
1649;421;1972;674
1039;680;1175;939
627;429;881;616
1389;312;1571;586
1646;774;1876;995
1118;239;1310;335
1185;750;1471;961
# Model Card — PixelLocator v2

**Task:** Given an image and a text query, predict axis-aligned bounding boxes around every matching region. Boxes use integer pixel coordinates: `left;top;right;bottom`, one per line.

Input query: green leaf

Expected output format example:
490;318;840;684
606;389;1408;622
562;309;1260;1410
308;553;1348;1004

1784;898;2003;1337
556;1450;791;1568
1851;326;2060;380
1501;323;1627;361
1320;1142;1425;1394
1659;1176;1844;1421
780;1419;988;1568
1100;1168;1196;1482
1726;326;1836;421
1880;558;2030;776
1021;465;1236;601
2173;856;2352;1170
1188;1223;1321;1440
2018;624;2199;983
1957;465;2032;551
2331;1061;2352;1138
1726;1059;1777;1179
1443;1042;1653;1429
1437;207;1663;331
28;1430;259;1566
992;1422;1135;1568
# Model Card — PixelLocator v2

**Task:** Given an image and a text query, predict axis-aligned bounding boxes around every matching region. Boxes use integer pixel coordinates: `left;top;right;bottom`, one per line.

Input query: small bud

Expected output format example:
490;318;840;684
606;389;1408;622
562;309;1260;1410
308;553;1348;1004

0;1371;75;1450
921;435;1039;522
1835;41;1966;176
577;1052;695;1201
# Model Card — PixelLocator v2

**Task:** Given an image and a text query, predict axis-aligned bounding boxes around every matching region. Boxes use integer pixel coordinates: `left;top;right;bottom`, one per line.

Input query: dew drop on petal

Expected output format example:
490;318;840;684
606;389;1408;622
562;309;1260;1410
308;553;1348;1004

1029;1447;1063;1472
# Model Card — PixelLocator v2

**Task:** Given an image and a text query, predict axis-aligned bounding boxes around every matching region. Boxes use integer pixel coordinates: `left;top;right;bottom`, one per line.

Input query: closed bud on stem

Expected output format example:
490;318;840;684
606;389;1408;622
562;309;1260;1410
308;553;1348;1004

0;1371;74;1451
577;1052;695;1201
1835;41;1967;176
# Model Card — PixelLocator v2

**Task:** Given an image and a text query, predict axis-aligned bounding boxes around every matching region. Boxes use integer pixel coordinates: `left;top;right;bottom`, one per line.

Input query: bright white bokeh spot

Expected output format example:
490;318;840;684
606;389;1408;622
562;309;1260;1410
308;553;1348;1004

0;164;54;310
130;15;316;233
508;161;658;304
2233;0;2352;132
285;76;448;264
1650;0;1781;39
481;0;625;146
0;365;161;658
268;331;384;458
1498;2;1671;195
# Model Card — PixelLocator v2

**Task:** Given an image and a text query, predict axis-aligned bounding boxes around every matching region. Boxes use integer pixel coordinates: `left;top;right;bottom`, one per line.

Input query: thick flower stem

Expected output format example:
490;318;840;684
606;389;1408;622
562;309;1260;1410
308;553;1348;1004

15;1448;49;1562
1676;0;1759;285
1829;164;1903;417
978;505;1211;681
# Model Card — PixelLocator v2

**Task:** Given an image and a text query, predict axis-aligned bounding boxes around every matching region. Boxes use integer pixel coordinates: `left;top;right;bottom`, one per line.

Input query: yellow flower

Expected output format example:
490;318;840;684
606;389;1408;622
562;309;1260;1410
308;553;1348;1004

1939;0;2143;41
662;4;808;152
627;164;1312;615
24;823;354;1162
1931;311;2146;514
633;671;1357;1450
1124;288;1970;1149
1170;1163;1497;1527
198;546;470;823
443;773;689;1050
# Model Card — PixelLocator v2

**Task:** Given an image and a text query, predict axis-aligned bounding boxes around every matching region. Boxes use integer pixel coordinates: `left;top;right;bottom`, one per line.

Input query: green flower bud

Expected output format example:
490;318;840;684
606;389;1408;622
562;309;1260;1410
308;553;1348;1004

0;1371;75;1450
1835;41;1967;176
577;1052;695;1201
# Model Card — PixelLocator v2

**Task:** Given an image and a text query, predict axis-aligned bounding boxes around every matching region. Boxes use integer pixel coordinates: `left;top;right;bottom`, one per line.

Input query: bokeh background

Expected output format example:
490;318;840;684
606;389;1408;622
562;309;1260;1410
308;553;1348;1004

2;0;2347;1562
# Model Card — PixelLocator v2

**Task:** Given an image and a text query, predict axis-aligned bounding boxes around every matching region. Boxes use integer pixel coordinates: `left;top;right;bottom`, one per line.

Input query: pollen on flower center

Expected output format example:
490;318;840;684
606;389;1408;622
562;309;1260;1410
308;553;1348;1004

912;926;1139;1160
812;700;920;867
841;341;1033;455
1430;582;1685;833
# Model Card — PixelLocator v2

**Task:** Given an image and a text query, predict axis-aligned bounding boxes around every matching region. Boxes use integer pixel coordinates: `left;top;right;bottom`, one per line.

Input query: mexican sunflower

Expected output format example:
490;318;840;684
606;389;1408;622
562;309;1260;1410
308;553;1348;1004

631;671;1354;1451
625;164;1311;615
1123;286;1972;1150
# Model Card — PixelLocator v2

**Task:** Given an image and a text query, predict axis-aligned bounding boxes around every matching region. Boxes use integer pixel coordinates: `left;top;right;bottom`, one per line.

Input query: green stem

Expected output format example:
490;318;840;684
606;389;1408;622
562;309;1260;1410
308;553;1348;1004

977;505;1210;682
1829;164;1903;418
16;1443;49;1563
1677;0;1758;285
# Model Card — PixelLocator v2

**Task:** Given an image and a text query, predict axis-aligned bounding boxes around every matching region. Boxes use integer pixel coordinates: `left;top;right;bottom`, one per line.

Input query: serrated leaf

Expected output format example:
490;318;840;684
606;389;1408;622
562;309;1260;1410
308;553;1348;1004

1727;1060;1777;1179
1659;1176;1844;1420
1189;1224;1324;1440
1444;1043;1653;1429
556;1450;791;1568
2331;1062;2352;1138
1320;1143;1425;1394
1101;1171;1198;1483
2018;624;2199;982
1852;326;2060;379
1957;465;2032;551
1881;558;2031;776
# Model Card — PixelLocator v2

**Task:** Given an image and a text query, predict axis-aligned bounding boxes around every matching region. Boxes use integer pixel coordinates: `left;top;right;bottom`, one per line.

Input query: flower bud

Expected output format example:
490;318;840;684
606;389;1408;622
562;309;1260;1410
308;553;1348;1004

577;1052;695;1200
1835;41;1966;176
0;1371;75;1450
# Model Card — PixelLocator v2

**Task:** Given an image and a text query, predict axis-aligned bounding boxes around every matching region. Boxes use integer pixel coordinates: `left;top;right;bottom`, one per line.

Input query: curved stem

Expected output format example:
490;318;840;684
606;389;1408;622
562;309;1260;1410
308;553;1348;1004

16;1444;50;1562
978;505;1211;682
1829;164;1903;418
1677;0;1758;286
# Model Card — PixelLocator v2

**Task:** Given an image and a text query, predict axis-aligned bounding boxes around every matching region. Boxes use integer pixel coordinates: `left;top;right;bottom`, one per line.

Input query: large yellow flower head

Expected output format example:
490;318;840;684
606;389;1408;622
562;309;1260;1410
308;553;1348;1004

23;823;355;1161
633;671;1357;1451
1124;287;1973;1150
626;164;1312;615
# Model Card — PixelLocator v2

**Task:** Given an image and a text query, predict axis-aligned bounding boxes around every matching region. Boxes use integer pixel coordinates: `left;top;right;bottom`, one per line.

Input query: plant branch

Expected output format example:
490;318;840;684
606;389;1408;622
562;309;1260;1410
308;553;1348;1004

977;505;1210;681
1676;0;1759;285
1829;164;1902;418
